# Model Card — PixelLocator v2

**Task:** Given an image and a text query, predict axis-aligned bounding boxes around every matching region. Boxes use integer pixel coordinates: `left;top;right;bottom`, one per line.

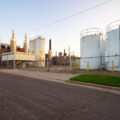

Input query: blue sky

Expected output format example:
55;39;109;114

0;0;120;56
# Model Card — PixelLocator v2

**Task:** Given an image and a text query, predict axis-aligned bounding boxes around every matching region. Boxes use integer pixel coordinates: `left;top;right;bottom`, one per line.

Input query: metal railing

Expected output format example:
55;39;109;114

81;28;102;37
108;19;120;31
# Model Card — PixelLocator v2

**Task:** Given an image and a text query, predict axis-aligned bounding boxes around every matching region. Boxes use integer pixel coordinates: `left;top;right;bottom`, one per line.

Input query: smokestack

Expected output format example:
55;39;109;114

0;35;1;50
64;49;65;56
49;39;51;50
24;34;28;53
10;30;16;52
64;49;67;56
48;39;52;60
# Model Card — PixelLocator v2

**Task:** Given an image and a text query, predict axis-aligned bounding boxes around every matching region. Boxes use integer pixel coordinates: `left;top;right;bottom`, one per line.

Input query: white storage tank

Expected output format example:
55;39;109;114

105;20;120;71
80;28;102;70
29;36;45;67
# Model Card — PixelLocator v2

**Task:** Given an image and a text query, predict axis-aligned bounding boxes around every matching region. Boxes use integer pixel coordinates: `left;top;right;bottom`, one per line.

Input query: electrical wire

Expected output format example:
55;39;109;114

29;0;113;32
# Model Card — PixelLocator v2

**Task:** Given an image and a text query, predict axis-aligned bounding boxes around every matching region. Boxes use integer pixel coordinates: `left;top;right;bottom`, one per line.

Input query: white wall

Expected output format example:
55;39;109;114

15;53;35;61
2;52;35;61
2;54;15;61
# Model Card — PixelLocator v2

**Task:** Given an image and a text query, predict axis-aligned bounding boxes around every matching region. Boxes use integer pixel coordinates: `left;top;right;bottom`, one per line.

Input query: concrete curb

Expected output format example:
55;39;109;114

67;80;120;95
68;81;120;90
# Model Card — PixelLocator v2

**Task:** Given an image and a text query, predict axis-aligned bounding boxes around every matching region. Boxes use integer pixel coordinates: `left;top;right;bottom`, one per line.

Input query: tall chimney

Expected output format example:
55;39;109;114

64;49;66;56
48;39;52;60
49;39;51;50
0;35;1;50
24;34;28;53
10;30;16;52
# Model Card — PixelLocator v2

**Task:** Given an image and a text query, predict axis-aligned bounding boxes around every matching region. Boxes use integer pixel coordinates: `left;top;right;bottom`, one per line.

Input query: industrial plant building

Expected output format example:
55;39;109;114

0;30;45;68
0;20;120;72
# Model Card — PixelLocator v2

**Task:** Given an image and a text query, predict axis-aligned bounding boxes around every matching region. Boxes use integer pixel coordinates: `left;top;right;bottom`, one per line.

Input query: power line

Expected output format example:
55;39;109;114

30;0;113;32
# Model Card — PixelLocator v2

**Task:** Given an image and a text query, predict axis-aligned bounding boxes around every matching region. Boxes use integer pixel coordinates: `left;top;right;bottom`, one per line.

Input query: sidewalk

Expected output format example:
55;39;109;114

0;69;77;83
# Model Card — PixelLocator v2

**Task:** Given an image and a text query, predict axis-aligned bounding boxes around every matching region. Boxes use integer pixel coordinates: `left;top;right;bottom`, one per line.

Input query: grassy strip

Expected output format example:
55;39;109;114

70;74;120;87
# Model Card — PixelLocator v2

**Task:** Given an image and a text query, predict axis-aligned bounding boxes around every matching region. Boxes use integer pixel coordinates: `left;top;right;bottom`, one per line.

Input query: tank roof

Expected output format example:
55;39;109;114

107;19;120;32
81;28;102;38
30;35;45;41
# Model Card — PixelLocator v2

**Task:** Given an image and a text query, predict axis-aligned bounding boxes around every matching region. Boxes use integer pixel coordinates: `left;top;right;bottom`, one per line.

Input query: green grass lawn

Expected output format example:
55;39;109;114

70;74;120;87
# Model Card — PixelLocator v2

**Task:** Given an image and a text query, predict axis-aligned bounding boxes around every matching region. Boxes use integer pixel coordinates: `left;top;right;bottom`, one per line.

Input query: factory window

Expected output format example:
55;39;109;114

1;45;5;49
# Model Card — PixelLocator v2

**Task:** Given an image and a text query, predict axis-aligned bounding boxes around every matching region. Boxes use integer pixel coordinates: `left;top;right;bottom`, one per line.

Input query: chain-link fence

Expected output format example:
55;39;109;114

80;55;120;72
19;58;80;73
0;55;120;73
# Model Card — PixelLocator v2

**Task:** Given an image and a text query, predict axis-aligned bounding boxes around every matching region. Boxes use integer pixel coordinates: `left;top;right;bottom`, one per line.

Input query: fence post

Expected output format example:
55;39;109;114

70;61;72;72
78;61;80;69
87;61;89;72
112;60;114;72
47;58;50;72
1;61;2;68
14;60;15;69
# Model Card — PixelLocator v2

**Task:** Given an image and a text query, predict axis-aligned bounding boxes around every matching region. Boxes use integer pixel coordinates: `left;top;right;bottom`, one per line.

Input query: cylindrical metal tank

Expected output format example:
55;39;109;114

36;36;45;67
29;36;45;67
105;20;120;71
80;28;102;70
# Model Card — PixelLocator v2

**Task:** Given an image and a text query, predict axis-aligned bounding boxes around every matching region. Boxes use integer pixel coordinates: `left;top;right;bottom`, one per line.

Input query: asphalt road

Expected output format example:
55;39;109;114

0;72;120;120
